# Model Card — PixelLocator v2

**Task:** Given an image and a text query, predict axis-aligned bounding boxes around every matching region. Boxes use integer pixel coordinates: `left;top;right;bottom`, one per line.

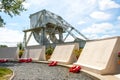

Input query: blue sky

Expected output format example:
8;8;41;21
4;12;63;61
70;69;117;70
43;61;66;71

0;0;120;46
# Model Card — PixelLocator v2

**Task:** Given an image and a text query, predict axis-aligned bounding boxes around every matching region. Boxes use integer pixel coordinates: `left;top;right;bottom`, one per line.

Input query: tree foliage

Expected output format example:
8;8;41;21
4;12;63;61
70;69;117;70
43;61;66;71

0;16;5;27
46;46;54;55
0;45;8;47
0;0;26;27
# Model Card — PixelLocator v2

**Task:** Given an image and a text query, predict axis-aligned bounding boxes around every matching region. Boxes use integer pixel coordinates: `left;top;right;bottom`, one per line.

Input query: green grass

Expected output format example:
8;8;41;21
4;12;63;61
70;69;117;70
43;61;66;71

0;67;13;80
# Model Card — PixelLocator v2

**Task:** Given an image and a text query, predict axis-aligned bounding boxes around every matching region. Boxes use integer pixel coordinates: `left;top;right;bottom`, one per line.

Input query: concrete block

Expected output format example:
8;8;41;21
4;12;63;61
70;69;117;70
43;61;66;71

23;45;46;61
0;47;17;60
49;43;79;64
74;36;120;74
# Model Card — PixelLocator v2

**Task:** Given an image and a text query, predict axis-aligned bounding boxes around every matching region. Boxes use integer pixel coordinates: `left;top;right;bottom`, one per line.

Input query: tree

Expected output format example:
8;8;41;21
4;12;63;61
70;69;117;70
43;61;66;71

0;0;26;27
0;45;8;47
0;16;5;27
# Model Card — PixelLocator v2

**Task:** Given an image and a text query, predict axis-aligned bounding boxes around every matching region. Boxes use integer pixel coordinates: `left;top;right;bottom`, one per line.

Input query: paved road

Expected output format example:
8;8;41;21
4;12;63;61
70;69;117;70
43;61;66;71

0;62;98;80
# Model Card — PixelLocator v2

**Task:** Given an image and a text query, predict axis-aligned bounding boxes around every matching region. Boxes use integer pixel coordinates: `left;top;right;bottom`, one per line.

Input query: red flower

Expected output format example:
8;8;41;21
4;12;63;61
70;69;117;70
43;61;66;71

0;59;8;63
69;65;81;73
19;59;26;63
48;61;57;66
19;58;32;63
26;58;32;63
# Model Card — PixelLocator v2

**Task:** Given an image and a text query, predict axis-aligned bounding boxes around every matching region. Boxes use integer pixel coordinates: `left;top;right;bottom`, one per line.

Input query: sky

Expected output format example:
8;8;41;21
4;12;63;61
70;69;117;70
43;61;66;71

0;0;120;47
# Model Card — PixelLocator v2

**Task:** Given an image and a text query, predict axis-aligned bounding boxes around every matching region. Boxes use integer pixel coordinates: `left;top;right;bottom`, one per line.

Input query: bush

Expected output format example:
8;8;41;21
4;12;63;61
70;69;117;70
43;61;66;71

74;48;83;59
46;46;54;55
17;42;24;58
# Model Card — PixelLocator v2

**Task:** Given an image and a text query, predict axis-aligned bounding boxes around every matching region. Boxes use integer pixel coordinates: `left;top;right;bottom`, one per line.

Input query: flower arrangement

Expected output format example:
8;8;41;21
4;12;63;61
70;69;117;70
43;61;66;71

19;50;24;58
73;48;83;59
19;58;32;63
69;65;81;73
45;46;54;60
0;59;8;63
48;61;57;66
17;42;24;58
117;52;120;64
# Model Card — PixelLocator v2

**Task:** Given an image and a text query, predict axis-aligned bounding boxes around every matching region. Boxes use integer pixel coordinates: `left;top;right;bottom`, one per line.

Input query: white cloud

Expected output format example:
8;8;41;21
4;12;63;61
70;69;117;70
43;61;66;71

0;28;24;47
0;28;39;47
22;1;30;9
63;0;97;19
86;34;99;39
87;34;111;40
90;11;111;20
82;22;113;34
118;16;120;20
81;23;115;39
77;21;86;25
100;35;111;38
99;0;120;10
25;0;97;21
25;32;39;46
7;23;19;27
25;0;48;10
64;36;74;42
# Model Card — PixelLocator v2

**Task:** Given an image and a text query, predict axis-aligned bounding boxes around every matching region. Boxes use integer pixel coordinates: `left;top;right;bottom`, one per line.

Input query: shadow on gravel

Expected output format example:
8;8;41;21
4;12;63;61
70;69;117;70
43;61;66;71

0;61;21;67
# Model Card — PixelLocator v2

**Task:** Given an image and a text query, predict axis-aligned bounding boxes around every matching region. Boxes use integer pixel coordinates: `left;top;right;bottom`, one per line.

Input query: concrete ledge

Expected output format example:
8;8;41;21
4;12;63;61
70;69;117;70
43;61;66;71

114;74;120;79
9;69;15;80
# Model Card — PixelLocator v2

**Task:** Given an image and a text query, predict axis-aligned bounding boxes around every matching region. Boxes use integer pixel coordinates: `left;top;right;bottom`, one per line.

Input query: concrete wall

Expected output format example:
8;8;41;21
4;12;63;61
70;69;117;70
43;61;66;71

49;43;79;64
0;45;46;61
23;45;46;61
74;36;120;74
0;47;17;60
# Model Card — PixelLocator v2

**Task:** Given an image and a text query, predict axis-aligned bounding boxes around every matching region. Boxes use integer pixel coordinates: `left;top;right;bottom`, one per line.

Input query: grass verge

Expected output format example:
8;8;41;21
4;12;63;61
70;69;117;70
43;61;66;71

0;67;13;80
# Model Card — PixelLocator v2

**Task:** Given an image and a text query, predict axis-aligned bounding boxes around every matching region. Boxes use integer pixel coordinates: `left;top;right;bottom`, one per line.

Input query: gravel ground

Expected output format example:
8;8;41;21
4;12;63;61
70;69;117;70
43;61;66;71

0;62;99;80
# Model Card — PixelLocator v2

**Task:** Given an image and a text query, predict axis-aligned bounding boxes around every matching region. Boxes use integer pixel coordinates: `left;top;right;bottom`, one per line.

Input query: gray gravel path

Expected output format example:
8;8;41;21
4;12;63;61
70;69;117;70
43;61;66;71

0;62;99;80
